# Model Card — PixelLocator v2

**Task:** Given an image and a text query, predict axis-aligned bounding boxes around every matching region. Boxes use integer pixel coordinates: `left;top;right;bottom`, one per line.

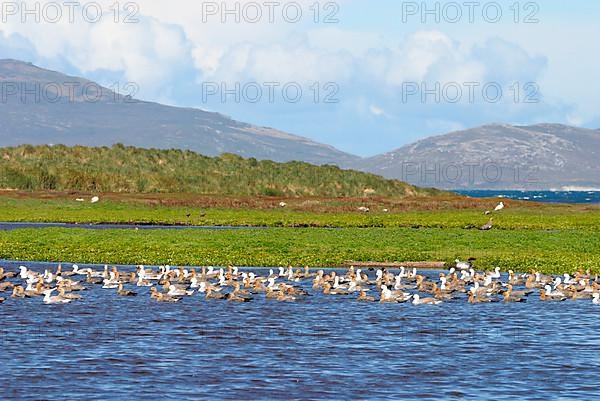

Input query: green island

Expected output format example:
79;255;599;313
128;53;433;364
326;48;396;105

0;144;598;274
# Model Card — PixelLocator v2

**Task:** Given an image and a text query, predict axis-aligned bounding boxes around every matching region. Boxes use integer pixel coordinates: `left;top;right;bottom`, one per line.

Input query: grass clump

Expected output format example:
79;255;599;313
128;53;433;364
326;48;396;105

0;144;440;197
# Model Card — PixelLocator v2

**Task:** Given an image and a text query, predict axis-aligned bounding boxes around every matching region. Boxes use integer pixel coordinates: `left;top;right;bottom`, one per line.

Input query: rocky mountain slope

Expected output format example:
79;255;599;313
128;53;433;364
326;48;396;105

0;59;357;165
355;124;599;189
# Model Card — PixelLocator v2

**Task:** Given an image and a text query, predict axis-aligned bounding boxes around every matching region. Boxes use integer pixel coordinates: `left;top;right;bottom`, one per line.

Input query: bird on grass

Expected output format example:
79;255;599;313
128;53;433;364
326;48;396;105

485;201;505;215
479;218;493;231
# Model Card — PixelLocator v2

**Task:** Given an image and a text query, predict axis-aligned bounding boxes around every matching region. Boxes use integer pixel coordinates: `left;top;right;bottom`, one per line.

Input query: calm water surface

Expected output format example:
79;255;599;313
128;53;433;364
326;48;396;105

1;261;599;400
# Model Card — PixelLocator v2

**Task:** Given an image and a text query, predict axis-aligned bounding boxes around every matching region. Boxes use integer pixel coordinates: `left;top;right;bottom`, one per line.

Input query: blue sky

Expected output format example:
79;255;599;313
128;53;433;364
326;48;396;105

1;0;599;156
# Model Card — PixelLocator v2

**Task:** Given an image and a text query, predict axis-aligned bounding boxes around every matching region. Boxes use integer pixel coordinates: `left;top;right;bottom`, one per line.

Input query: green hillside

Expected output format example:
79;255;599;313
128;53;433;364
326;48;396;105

0;144;440;197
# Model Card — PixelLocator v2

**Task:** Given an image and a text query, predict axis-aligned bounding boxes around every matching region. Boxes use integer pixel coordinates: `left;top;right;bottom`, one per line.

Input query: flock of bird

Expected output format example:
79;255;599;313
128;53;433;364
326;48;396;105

1;262;598;306
74;196;503;232
354;201;504;230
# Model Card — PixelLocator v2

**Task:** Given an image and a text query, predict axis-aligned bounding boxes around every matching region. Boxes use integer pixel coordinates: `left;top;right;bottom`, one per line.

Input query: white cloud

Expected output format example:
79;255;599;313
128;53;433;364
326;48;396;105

369;105;385;117
0;0;596;155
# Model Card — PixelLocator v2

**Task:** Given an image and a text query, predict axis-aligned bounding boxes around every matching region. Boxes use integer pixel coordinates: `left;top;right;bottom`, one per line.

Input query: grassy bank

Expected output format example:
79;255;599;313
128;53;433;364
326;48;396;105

0;144;439;197
0;194;599;230
1;227;598;274
0;192;598;274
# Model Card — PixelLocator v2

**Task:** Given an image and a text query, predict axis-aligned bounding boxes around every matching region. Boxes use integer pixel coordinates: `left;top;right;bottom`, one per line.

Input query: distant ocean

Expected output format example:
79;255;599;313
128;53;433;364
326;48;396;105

455;190;600;204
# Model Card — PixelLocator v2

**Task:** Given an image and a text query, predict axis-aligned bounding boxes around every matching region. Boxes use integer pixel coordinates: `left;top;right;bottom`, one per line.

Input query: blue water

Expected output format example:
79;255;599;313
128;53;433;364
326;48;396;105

456;190;600;204
2;260;599;400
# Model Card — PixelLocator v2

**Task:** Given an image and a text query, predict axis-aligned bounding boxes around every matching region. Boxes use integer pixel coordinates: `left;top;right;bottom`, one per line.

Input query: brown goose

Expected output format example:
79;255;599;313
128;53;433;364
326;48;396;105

357;291;375;302
0;267;17;280
0;281;14;292
540;289;566;302
117;283;137;297
503;290;526;303
205;288;226;300
479;218;493;231
227;288;252;302
58;288;82;301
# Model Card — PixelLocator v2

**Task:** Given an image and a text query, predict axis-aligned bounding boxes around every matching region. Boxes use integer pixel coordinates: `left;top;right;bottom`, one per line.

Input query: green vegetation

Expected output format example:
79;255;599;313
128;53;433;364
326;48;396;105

0;147;597;275
1;227;598;274
0;196;598;230
0;144;439;197
0;194;598;274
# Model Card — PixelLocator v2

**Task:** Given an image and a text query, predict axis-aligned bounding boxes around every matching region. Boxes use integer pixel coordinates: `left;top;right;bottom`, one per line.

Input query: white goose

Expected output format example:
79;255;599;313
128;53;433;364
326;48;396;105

412;294;442;305
19;266;38;281
267;277;281;291
486;267;501;279
544;285;564;297
168;285;194;297
71;264;93;276
102;272;120;289
43;289;71;304
380;285;411;302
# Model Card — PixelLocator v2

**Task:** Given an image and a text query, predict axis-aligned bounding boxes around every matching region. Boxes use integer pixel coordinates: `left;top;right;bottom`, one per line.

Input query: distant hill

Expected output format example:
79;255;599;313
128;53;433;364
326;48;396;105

0;144;441;197
354;124;600;190
0;59;358;166
2;59;598;191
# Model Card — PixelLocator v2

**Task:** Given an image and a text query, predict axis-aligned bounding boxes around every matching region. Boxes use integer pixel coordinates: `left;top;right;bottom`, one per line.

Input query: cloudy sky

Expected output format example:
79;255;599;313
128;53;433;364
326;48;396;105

1;0;599;156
